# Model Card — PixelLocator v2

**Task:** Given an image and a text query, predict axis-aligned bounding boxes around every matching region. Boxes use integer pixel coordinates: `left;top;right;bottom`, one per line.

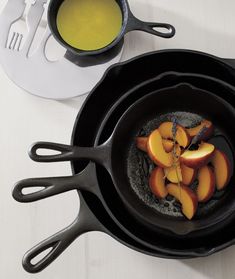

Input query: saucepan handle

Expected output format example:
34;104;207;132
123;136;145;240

126;12;175;38
12;164;99;203
29;141;110;166
22;194;107;273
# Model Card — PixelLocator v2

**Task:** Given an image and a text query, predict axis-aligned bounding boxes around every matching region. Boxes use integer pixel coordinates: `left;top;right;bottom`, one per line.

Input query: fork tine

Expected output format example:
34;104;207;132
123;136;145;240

8;32;23;51
17;34;23;51
12;33;19;50
9;32;16;49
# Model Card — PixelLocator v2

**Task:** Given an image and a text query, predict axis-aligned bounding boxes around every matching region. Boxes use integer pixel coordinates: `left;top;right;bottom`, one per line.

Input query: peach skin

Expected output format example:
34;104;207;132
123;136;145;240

187;120;214;141
197;165;215;202
149;167;168;198
159;121;190;148
167;183;198;220
147;129;173;168
180;142;215;169
211;149;231;190
136;137;174;153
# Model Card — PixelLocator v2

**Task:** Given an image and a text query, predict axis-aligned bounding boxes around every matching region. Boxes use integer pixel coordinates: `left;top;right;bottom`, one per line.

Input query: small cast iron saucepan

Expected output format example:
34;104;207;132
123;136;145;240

14;83;235;235
48;0;175;57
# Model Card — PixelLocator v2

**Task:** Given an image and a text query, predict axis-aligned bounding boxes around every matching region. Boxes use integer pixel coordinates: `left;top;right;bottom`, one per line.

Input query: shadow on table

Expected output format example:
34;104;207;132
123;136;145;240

180;245;235;279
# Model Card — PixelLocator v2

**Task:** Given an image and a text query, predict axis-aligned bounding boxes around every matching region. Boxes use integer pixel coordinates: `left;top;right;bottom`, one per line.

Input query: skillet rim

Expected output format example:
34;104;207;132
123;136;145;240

70;50;235;257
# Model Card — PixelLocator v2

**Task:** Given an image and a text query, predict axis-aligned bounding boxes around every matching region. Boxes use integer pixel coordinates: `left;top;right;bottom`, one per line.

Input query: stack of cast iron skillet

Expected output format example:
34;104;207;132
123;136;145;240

13;50;235;273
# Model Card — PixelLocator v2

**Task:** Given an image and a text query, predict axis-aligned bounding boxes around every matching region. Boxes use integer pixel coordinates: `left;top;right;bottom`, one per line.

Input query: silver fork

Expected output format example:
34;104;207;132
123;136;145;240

8;32;23;51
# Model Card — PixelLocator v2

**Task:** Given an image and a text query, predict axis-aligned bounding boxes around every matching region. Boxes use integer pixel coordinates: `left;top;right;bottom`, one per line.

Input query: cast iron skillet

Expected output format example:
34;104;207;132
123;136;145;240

66;48;235;170
12;76;235;272
12;50;235;272
48;0;175;57
15;81;235;235
19;189;191;273
12;74;208;273
12;76;235;264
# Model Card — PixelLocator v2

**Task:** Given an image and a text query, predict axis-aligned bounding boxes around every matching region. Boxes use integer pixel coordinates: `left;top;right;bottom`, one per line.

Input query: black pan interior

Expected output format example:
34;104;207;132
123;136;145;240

71;51;235;252
93;75;235;250
72;50;235;171
108;83;235;235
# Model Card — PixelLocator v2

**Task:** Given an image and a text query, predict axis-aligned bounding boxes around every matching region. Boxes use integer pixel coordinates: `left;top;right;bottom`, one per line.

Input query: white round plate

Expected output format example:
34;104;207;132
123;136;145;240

0;0;123;100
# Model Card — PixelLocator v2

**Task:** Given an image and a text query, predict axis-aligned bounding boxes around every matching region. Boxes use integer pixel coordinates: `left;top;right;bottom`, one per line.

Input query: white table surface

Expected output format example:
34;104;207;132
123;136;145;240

1;0;235;278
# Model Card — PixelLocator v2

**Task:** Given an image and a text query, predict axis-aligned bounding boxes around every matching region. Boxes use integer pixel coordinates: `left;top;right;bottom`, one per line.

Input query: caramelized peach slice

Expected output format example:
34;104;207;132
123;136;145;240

164;145;183;183
187;120;214;140
136;137;148;152
180;142;215;169
163;139;174;152
159;121;190;148
165;163;196;185
147;129;173;168
164;163;182;183
167;183;198;220
136;137;173;153
149;167;168;198
197;165;215;202
181;164;197;185
211;149;231;190
173;144;182;158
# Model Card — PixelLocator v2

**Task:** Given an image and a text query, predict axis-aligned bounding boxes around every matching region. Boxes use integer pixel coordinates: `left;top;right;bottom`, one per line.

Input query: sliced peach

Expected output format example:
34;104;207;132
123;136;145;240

164;163;182;183
167;183;198;220
173;144;182;158
180;142;215;169
163;139;174;152
149;167;168;198
181;164;197;185
165;163;196;185
158;121;190;148
164;145;183;183
196;165;215;202
136;137;173;153
147;129;173;168
211;149;231;190
136;137;148;152
187;119;214;140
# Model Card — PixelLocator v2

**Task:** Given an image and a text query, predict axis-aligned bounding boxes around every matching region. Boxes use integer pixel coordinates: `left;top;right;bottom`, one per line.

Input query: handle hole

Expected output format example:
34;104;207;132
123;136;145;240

22;186;46;195
36;149;62;156
30;247;54;265
153;26;172;34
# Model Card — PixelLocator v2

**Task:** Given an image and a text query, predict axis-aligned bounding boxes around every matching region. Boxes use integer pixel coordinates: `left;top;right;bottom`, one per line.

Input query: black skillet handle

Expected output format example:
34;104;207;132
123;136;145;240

12;164;99;203
126;12;175;38
22;194;107;273
29;141;109;166
13;176;77;202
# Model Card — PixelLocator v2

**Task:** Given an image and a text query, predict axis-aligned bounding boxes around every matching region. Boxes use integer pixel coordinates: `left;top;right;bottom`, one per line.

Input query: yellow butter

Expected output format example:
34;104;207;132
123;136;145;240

56;0;122;50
